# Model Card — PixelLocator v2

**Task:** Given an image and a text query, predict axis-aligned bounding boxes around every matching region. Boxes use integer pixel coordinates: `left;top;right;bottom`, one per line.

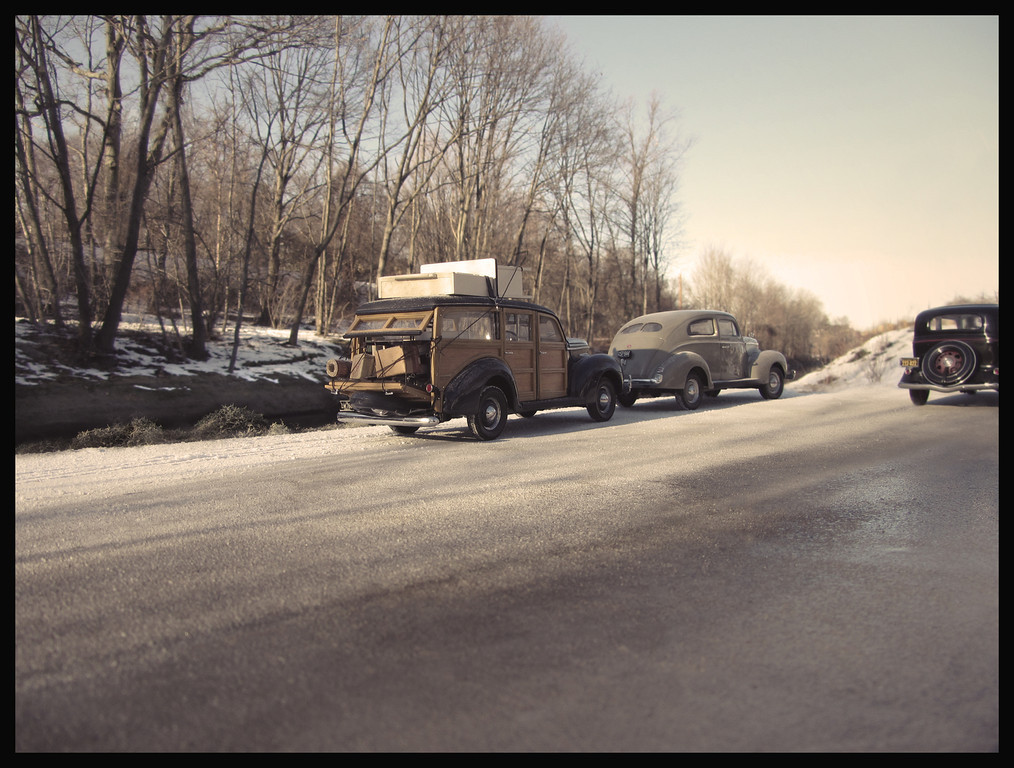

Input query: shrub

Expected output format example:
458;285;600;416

193;404;269;439
71;417;164;449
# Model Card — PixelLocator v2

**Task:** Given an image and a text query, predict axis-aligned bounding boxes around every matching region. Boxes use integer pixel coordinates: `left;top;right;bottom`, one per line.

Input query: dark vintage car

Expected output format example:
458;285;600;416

898;303;999;405
324;260;622;439
608;309;793;410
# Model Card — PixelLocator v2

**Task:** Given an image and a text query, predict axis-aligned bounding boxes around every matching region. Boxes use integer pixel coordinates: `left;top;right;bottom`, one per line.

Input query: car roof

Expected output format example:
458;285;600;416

356;294;558;316
914;303;998;323
616;309;736;333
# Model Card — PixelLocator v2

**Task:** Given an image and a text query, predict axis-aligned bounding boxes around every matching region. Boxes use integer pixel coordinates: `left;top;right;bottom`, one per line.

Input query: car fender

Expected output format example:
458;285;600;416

442;357;517;416
749;350;789;381
569;353;623;400
659;351;713;390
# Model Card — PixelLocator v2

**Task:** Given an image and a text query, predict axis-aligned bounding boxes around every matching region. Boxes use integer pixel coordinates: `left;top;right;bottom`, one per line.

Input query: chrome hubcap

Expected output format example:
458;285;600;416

483;403;500;426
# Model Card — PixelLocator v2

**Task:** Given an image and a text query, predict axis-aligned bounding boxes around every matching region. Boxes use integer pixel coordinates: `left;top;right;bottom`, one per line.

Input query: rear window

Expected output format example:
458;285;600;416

923;313;984;332
620;322;662;334
347;311;433;336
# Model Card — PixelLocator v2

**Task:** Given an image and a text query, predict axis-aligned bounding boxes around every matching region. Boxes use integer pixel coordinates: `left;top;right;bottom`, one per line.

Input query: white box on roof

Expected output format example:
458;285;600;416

377;271;490;299
421;259;527;298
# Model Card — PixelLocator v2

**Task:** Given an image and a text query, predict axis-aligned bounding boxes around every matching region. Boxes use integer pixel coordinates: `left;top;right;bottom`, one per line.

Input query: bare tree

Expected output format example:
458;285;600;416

16;16;724;358
618;93;686;317
15;15;112;347
14;58;64;327
374;16;459;279
92;15;178;354
550;73;618;341
687;247;833;360
286;16;397;345
225;22;334;328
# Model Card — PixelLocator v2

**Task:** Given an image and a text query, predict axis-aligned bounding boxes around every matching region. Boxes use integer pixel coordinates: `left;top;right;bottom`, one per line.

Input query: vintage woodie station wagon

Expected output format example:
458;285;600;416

324;260;622;439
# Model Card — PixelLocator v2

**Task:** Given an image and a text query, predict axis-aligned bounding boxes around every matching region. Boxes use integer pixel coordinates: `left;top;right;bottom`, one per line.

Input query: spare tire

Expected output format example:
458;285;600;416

326;358;352;378
921;341;976;386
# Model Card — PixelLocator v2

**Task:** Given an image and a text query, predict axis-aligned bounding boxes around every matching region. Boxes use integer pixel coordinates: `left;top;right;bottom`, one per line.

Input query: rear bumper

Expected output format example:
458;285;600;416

898;380;998;393
337;410;444;428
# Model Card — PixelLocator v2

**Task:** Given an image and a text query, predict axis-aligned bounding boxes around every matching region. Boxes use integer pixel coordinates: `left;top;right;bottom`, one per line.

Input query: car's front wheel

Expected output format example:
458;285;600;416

618;392;638;407
468;386;508;440
587;377;617;422
759;367;785;399
675;371;704;410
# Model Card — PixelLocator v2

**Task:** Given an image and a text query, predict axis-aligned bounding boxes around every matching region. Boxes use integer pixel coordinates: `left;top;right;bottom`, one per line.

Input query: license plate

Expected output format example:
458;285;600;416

900;357;919;369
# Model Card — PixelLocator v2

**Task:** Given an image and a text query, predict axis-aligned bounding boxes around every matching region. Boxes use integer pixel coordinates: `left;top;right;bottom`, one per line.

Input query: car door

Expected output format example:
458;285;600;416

537;312;567;399
716;317;748;380
503;309;536;401
682;316;722;376
433;307;499;390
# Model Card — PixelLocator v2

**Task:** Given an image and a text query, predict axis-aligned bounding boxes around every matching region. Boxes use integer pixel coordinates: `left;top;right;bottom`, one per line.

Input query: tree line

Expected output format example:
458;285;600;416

16;14;855;368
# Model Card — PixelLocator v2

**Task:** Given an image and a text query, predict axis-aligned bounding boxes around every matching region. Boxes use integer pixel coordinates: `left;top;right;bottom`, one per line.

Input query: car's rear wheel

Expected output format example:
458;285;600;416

909;389;930;406
389;425;419;434
921;341;976;386
468;386;508;440
759;367;785;399
675;372;704;410
587;377;617;422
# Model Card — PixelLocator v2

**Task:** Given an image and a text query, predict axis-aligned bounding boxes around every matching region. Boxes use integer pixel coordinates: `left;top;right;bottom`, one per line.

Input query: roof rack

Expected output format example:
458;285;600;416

377;258;528;300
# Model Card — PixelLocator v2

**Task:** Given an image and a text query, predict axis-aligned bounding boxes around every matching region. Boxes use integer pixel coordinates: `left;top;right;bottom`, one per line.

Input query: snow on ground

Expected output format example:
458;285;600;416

790;327;913;392
15;314;345;386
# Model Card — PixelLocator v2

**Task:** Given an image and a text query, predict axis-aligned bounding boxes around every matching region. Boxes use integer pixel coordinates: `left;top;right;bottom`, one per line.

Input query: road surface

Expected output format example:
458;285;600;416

15;386;998;751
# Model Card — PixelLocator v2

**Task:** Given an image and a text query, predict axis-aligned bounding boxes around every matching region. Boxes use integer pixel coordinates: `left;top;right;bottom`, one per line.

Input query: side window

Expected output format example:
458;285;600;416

539;314;564;342
439;309;497;341
717;318;740;337
505;312;532;341
688;318;715;336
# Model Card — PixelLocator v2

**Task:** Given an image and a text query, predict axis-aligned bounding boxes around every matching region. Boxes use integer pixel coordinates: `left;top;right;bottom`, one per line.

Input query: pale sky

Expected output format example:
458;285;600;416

549;15;998;330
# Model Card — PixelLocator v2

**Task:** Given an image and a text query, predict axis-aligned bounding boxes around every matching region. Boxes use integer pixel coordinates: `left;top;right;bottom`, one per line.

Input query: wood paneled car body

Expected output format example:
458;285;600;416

324;260;622;439
608;310;793;410
898;303;999;405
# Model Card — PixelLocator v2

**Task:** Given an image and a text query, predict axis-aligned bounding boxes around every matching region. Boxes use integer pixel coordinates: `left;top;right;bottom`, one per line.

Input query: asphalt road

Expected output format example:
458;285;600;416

15;387;998;752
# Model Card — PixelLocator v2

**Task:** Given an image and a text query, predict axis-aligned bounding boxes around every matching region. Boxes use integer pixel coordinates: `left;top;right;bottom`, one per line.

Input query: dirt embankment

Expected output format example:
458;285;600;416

15;373;339;446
